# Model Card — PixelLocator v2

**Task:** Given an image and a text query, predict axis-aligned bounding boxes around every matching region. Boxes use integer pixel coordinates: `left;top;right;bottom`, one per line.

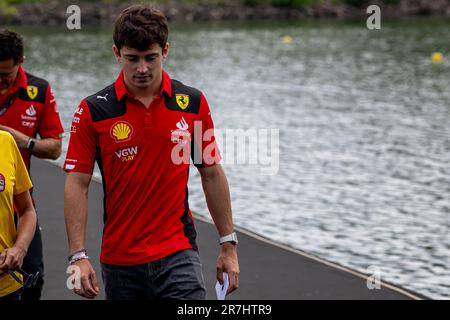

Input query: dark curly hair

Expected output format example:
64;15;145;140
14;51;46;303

0;29;24;64
113;5;169;51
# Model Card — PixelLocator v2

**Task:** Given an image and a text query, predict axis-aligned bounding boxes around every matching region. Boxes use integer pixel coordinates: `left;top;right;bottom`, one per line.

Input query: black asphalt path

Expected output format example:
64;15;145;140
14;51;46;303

30;159;426;300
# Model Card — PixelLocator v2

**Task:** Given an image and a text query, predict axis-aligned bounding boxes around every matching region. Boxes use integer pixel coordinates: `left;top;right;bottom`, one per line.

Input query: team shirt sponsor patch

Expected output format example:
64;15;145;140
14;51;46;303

21;105;37;128
111;121;133;143
171;117;191;145
65;159;77;170
25;105;36;117
115;146;138;162
175;94;190;110
27;86;38;100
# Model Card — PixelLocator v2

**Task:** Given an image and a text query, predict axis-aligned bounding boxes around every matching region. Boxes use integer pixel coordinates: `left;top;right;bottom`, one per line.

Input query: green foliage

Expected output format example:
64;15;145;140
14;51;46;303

341;0;366;6
242;0;264;6
241;0;321;8
0;0;17;15
0;0;404;15
3;0;44;4
0;0;45;15
241;0;400;7
340;0;400;6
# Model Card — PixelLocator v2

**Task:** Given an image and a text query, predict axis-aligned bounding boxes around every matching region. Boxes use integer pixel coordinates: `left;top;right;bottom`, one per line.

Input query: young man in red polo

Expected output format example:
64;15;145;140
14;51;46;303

64;5;239;299
0;29;64;300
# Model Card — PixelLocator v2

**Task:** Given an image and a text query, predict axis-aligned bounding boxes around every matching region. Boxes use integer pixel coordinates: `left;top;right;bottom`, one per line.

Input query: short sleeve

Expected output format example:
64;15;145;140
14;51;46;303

192;93;222;168
12;137;33;195
64;101;97;174
38;84;64;139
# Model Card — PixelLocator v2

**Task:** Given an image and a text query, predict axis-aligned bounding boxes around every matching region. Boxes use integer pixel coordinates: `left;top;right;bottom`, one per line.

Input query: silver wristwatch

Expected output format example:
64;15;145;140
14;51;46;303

219;232;238;245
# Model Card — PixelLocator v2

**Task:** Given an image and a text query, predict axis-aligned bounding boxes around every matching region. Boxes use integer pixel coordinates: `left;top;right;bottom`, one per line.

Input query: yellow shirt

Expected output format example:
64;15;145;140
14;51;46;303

0;131;33;297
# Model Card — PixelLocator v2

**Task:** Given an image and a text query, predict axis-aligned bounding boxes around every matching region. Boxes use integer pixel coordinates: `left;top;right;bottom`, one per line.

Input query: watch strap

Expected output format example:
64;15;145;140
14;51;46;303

26;138;35;151
220;232;238;245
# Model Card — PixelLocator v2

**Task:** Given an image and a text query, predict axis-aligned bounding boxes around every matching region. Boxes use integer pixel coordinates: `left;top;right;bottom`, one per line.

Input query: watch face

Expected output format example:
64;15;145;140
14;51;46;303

28;139;35;150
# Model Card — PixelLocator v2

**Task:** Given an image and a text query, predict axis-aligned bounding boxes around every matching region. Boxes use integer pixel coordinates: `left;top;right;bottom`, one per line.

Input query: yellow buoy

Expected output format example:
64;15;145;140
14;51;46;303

282;35;293;45
431;52;443;64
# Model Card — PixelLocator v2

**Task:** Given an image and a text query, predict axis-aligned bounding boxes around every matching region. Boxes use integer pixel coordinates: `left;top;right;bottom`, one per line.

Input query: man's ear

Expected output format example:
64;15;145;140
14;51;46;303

162;42;170;60
112;45;121;63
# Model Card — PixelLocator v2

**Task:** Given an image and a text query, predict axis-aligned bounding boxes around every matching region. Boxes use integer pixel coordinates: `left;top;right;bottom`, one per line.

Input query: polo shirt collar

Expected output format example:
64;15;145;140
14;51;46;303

16;66;28;89
114;69;172;102
161;70;172;97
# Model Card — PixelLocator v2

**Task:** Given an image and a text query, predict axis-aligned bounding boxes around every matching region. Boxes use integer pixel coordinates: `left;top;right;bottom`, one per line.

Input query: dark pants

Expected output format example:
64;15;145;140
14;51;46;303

21;222;44;301
0;289;22;301
101;249;206;300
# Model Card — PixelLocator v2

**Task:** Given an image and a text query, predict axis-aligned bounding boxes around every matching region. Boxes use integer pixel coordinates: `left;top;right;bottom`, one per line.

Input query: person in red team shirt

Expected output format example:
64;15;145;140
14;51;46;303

0;29;64;300
64;5;239;300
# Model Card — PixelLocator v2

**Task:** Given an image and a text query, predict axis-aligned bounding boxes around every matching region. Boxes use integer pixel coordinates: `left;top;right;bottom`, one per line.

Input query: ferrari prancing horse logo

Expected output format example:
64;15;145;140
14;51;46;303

27;86;38;100
176;94;189;110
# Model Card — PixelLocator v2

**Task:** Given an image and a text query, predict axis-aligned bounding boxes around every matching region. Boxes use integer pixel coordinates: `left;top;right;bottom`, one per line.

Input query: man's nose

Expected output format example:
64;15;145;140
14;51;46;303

136;60;149;73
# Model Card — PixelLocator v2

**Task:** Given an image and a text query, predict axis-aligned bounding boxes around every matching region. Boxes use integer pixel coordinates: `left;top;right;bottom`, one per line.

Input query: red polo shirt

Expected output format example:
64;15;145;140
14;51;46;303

0;66;64;169
64;70;221;265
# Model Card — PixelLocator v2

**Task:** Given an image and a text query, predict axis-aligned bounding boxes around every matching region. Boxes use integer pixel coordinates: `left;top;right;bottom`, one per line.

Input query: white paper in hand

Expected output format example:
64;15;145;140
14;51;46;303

215;272;229;300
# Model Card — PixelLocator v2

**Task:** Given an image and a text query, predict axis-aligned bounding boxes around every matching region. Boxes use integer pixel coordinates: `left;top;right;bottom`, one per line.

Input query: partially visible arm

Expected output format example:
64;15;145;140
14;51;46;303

0;125;61;160
30;138;61;160
198;164;234;236
198;164;239;295
64;172;92;253
64;171;99;299
13;190;37;255
0;190;36;272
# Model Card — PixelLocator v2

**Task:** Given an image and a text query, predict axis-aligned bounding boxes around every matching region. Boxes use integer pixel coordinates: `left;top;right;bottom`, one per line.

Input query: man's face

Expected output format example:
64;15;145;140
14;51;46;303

0;58;21;92
114;43;169;91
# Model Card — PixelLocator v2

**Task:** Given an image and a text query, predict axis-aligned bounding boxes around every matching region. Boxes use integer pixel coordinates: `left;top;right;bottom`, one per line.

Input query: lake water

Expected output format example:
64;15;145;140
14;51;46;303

13;17;450;299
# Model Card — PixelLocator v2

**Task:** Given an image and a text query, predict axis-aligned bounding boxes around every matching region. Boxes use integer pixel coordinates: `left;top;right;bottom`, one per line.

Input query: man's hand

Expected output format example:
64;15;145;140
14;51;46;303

216;243;239;295
71;259;99;299
0;246;27;272
0;124;29;149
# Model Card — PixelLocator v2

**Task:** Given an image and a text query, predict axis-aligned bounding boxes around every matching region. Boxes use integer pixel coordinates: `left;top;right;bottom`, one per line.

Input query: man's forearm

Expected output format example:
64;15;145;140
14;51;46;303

64;175;90;253
200;165;239;294
0;125;61;159
31;138;62;159
200;165;234;237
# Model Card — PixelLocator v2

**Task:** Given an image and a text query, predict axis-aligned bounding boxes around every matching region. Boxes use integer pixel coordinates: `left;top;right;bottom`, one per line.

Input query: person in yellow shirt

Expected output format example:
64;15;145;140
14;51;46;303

0;130;36;300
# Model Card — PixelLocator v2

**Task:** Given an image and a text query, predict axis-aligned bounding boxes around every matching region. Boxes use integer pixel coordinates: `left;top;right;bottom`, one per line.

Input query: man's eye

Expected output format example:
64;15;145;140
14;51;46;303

145;56;156;62
127;57;138;62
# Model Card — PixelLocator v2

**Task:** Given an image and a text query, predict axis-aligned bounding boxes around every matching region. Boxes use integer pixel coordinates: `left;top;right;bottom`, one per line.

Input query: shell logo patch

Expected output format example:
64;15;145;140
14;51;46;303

111;122;133;143
176;94;190;110
27;86;38;100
